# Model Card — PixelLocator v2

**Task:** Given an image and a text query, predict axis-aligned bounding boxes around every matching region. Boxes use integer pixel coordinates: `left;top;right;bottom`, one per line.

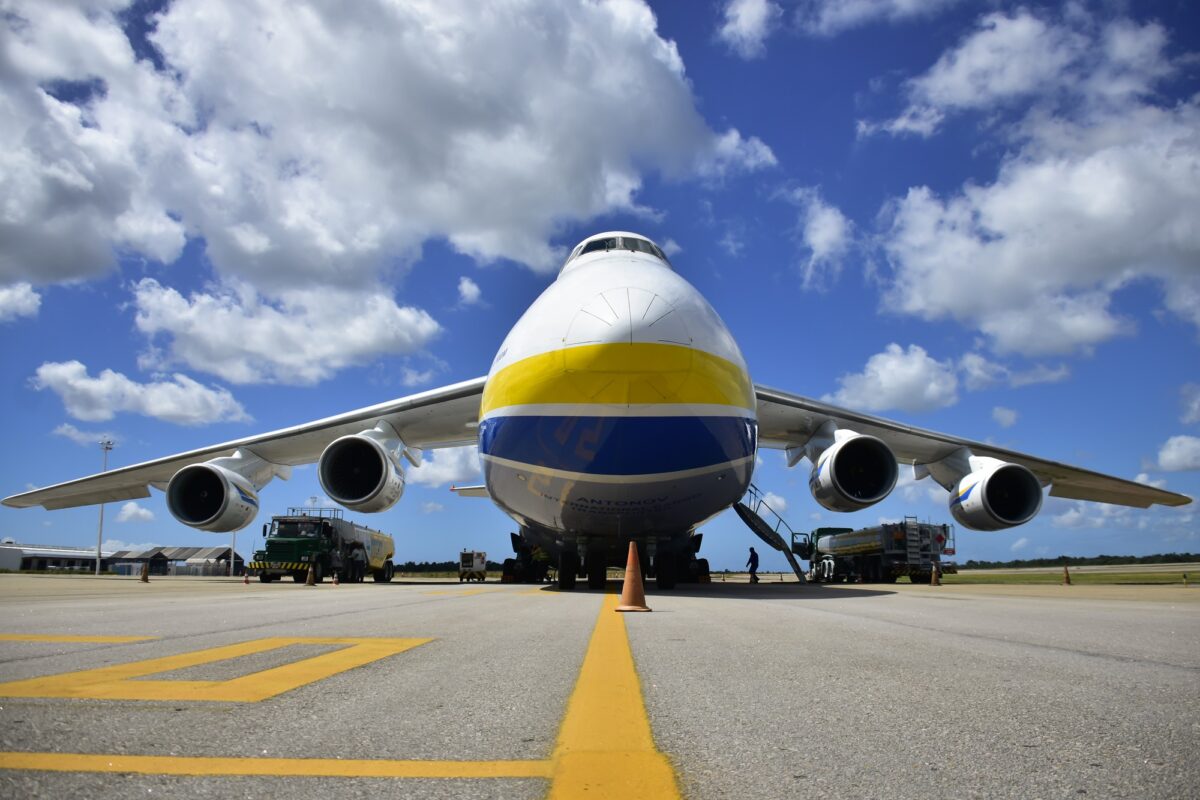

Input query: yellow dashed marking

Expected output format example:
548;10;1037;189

0;594;681;798
0;637;430;702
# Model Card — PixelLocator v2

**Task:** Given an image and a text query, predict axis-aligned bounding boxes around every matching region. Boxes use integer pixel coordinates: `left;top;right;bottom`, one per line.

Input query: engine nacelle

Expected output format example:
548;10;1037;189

808;433;898;512
319;431;406;513
949;461;1043;531
166;463;260;532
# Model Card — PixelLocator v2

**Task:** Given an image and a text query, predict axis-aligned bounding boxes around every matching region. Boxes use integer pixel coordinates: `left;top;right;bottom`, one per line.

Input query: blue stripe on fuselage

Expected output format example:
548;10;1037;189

479;415;757;476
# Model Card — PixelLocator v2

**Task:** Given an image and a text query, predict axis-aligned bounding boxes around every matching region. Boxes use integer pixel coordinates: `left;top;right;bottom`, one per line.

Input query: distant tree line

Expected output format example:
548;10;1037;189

394;560;505;572
961;553;1199;569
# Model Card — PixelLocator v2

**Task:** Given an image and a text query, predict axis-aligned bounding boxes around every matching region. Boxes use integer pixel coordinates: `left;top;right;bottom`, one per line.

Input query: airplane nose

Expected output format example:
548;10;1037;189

564;288;693;348
561;288;695;402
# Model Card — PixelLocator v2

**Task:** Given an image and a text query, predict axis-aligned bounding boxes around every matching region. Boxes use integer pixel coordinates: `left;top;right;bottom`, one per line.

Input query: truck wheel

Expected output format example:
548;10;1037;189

292;571;306;583
258;574;271;583
312;562;324;584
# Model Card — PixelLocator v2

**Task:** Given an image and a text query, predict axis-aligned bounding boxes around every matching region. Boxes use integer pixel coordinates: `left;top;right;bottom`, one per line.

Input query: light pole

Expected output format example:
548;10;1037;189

95;438;114;576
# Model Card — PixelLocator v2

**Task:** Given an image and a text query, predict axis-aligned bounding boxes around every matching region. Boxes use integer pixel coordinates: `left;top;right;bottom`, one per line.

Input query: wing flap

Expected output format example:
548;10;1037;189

4;377;486;512
755;384;1191;510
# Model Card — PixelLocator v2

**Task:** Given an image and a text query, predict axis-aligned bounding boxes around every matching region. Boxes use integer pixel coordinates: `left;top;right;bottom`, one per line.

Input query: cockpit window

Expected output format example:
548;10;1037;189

571;236;671;266
581;237;619;255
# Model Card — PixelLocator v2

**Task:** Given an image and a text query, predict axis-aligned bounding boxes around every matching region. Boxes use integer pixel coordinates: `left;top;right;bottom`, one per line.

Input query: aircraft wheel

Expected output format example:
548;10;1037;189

656;556;677;590
557;551;578;591
587;559;607;590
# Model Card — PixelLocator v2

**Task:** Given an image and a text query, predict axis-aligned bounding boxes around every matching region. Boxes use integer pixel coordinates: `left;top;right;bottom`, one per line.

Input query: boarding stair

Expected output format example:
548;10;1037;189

732;484;807;583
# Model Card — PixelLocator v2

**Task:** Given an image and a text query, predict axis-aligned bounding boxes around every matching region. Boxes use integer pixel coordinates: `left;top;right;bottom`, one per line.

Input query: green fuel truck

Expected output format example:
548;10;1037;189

248;507;395;584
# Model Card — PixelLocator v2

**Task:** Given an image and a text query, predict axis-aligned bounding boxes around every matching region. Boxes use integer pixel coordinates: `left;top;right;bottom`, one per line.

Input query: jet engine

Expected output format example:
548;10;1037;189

949;459;1043;531
795;421;898;512
166;463;260;533
318;421;414;513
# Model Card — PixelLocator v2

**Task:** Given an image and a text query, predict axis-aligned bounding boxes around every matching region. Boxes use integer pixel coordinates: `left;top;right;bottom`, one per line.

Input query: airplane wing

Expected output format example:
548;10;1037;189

3;377;486;511
755;384;1191;509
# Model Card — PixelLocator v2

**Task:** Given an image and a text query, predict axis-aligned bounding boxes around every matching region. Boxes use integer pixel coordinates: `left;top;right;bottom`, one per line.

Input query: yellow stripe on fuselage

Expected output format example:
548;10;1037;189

481;343;753;417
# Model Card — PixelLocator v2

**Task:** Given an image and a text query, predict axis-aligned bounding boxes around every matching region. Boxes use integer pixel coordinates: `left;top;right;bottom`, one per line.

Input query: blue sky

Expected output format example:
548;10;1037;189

1;0;1197;571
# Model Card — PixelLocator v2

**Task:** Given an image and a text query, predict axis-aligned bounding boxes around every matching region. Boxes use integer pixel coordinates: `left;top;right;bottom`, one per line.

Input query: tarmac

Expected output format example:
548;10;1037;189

0;573;1196;799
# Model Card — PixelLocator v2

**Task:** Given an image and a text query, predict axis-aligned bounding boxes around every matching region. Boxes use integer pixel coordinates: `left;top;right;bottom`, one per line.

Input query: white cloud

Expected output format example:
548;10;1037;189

1051;501;1131;529
796;0;962;37
0;0;773;288
1009;536;1029;552
959;353;1071;393
116;502;154;523
420;502;445;514
32;360;248;425
761;491;787;512
788;187;853;289
457;277;482;306
52;422;118;447
873;13;1198;357
401;367;436;388
1158;436;1200;472
408;446;482;488
717;0;782;59
132;279;440;385
1181;384;1200;425
908;11;1083;119
1134;472;1167;490
992;406;1017;428
661;238;682;257
0;283;41;322
824;343;958;413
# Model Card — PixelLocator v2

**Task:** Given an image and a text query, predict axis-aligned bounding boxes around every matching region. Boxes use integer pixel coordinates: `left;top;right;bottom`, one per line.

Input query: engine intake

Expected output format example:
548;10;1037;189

808;433;898;512
950;461;1043;531
319;427;406;513
166;463;259;532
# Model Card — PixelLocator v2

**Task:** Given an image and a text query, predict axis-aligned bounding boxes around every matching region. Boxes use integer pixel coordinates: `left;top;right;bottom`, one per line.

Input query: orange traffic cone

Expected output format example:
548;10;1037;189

243;572;249;585
930;564;940;586
332;571;340;586
1062;565;1071;585
615;542;650;613
140;562;149;583
306;564;315;586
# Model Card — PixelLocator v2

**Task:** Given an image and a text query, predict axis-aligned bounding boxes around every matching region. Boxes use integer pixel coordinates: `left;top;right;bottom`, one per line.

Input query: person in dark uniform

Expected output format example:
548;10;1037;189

746;546;759;584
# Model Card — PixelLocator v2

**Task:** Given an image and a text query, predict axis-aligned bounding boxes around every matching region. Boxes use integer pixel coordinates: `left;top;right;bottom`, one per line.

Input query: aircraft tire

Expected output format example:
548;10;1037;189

586;559;607;590
558;551;578;591
656;556;677;590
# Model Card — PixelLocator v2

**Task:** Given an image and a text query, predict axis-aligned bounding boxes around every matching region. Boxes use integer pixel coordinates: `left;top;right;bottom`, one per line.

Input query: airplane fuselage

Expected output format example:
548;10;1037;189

479;233;757;547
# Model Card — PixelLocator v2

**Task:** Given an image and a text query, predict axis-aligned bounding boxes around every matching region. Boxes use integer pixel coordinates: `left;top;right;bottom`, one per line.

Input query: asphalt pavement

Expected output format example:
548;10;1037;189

0;575;1195;799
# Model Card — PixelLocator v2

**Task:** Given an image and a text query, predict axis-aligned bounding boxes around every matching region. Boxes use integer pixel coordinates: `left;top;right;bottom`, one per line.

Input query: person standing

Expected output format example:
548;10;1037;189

746;546;759;584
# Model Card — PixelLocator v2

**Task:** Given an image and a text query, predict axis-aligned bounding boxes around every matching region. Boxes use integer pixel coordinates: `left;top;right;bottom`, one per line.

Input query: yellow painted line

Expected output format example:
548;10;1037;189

0;595;680;797
0;637;431;702
0;753;551;779
0;635;158;643
546;592;681;799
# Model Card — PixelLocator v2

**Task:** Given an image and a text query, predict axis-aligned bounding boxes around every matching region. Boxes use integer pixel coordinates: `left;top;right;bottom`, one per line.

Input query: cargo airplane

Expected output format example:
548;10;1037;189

3;233;1191;588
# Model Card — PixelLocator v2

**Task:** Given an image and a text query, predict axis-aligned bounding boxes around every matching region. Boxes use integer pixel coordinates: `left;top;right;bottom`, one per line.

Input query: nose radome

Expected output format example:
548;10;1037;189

564;288;692;347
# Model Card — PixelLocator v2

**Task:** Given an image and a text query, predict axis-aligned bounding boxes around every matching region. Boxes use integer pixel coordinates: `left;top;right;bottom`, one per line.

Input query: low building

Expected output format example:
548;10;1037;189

0;542;111;572
109;546;244;576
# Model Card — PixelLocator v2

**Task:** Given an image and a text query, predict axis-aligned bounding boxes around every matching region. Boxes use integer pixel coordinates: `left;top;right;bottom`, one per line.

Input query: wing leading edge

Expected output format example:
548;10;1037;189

755;384;1191;509
3;377;486;511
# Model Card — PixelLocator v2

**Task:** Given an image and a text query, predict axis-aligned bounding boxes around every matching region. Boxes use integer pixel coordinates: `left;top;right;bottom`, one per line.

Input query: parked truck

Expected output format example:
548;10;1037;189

459;550;487;582
792;517;956;583
248;507;395;584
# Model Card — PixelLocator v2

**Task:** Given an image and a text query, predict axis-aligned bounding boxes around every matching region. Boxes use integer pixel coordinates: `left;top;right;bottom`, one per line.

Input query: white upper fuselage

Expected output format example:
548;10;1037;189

478;232;758;538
